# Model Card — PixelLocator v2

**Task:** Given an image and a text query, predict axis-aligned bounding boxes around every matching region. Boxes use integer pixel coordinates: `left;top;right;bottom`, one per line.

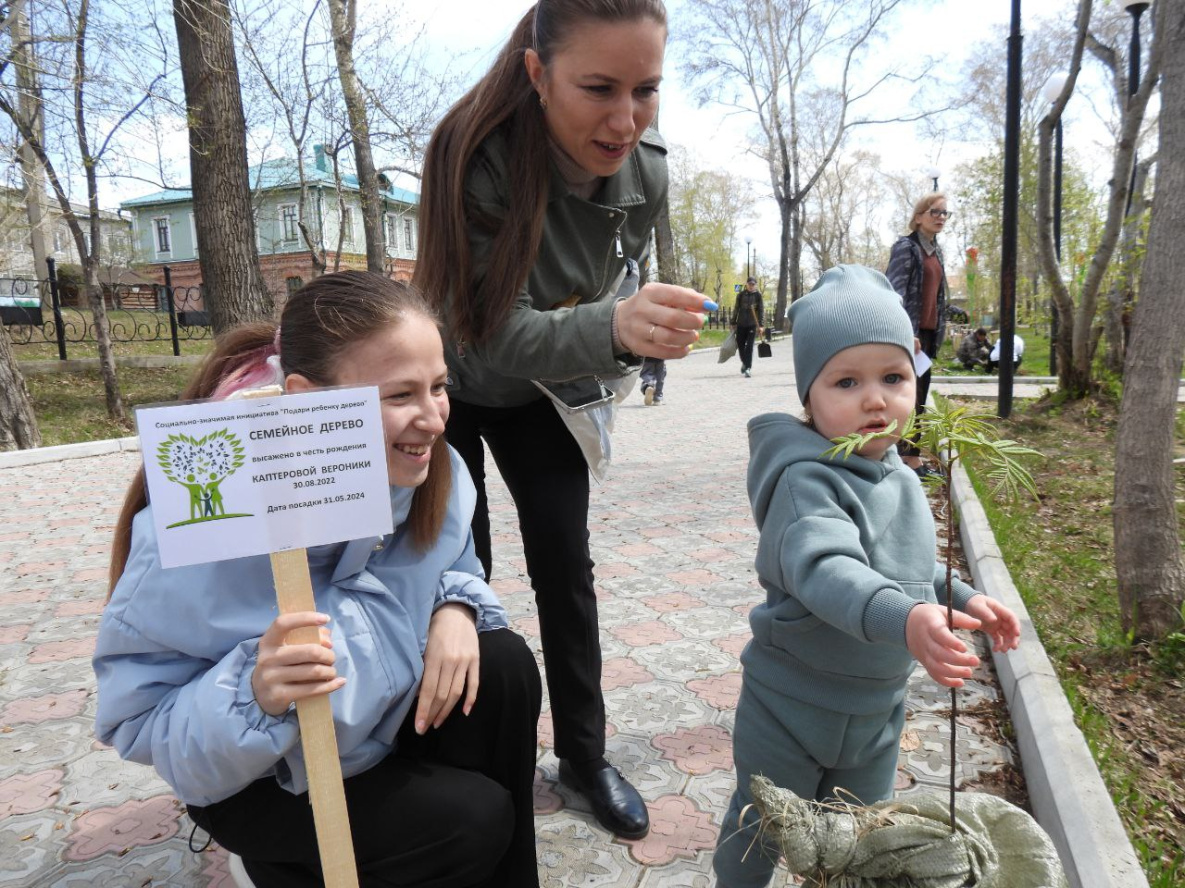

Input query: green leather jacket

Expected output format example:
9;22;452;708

444;125;668;407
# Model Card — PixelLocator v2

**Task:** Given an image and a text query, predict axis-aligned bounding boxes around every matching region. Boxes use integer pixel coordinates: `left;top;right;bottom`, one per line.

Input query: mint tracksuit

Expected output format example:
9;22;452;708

714;414;978;888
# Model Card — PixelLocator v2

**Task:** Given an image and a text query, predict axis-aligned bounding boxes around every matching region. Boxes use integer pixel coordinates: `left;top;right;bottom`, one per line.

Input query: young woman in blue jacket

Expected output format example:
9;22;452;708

94;272;542;887
415;0;714;840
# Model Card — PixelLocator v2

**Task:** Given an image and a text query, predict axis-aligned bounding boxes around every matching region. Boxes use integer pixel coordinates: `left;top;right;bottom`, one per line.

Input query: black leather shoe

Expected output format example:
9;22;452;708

558;759;650;839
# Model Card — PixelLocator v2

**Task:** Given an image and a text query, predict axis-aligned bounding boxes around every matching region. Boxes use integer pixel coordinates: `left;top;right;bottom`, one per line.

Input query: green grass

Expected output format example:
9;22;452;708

26;366;197;446
954;393;1184;885
934;324;1052;378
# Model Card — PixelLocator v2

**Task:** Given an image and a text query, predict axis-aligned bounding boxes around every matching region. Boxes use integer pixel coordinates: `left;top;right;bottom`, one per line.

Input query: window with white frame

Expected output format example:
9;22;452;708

341;207;354;244
281;204;299;242
403;217;414;252
385;213;397;251
189;213;199;257
154;217;171;254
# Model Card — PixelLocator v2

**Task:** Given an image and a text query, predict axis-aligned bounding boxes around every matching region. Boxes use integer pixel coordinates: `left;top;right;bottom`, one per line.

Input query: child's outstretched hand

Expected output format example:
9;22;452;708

905;603;981;688
965;594;1022;653
251;612;345;717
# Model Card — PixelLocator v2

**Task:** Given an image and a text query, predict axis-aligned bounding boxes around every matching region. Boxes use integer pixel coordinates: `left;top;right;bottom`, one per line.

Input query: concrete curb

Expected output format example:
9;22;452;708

951;464;1148;888
0;436;140;469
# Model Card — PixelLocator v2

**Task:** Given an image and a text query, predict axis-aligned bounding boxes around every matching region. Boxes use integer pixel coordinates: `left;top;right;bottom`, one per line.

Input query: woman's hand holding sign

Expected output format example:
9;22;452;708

251;611;345;717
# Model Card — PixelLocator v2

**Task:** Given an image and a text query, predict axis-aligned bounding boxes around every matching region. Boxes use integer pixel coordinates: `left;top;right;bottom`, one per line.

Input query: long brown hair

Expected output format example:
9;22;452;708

415;0;667;345
109;272;453;595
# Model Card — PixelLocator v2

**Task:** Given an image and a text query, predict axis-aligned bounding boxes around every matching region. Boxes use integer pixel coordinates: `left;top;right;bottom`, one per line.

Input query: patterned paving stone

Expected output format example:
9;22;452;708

2;690;89;725
64;796;184;861
652;725;734;775
0;769;63;818
628;793;718;865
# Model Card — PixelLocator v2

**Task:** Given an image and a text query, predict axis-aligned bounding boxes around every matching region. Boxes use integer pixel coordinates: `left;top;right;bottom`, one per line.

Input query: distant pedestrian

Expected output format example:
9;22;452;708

886;191;951;481
640;357;666;405
713;265;1021;888
732;277;764;378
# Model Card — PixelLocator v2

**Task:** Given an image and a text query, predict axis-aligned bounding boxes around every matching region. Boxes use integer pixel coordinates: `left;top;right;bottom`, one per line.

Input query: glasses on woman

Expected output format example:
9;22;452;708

928;209;953;220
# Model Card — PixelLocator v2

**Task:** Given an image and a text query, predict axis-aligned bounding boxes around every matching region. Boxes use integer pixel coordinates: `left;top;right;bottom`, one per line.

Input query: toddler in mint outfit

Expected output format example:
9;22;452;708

713;265;1021;888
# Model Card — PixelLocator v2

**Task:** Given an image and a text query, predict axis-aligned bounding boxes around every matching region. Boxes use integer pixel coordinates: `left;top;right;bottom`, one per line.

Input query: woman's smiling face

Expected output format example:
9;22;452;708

525;18;666;177
286;314;450;488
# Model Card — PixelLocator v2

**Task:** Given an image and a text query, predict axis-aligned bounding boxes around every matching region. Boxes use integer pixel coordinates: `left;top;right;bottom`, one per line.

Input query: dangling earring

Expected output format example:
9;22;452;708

539;95;548;112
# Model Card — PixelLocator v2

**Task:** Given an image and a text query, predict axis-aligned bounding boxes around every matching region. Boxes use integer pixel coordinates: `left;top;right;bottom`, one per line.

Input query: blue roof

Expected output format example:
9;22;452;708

120;154;419;209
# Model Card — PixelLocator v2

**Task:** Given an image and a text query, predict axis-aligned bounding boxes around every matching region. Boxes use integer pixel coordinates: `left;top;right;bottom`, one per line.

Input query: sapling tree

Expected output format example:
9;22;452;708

744;404;1054;887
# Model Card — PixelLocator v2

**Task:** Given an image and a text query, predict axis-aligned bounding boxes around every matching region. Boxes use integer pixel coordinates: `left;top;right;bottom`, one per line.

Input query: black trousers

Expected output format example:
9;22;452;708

188;629;542;888
902;328;938;458
736;325;758;370
446;396;605;764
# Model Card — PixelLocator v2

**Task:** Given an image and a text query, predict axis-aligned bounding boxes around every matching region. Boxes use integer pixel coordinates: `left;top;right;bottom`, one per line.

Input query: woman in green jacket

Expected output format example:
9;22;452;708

416;0;712;841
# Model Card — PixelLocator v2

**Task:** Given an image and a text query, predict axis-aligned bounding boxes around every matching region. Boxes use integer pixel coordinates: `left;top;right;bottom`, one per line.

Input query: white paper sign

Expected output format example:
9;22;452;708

913;349;933;377
136;387;393;569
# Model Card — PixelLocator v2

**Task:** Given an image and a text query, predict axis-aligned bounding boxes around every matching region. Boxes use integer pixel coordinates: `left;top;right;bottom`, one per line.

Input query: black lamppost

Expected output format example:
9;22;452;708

998;0;1022;419
745;235;753;280
1122;0;1150;215
1042;70;1068;377
927;166;940;192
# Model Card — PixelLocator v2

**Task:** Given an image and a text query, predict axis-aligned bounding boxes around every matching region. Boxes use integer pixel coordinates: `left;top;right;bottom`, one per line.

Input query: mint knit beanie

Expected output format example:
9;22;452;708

788;264;916;403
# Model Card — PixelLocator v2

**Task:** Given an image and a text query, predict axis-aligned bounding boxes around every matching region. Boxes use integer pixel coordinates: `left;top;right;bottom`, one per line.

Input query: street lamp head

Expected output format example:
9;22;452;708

745;235;752;245
1122;0;1150;14
1042;71;1070;105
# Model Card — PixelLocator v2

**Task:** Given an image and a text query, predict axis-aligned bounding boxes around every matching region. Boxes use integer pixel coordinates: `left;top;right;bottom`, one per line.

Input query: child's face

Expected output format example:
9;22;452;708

807;343;916;461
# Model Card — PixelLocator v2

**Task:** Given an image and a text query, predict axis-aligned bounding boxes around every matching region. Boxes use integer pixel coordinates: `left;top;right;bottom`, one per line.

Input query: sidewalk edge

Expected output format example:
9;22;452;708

0;436;141;469
951;464;1149;888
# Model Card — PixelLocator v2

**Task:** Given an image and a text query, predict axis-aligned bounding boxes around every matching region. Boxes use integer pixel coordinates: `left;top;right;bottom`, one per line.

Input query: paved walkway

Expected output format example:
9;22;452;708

1;344;1026;887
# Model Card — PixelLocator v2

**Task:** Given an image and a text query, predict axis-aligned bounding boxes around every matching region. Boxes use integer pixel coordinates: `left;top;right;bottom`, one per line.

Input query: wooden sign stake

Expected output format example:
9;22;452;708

242;386;358;887
270;548;360;888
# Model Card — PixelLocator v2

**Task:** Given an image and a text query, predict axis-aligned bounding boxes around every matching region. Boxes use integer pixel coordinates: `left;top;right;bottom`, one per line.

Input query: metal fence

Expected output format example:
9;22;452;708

0;261;211;359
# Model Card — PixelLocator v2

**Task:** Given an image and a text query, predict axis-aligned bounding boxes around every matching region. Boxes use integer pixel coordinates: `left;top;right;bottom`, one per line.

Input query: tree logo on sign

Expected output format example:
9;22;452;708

157;430;253;527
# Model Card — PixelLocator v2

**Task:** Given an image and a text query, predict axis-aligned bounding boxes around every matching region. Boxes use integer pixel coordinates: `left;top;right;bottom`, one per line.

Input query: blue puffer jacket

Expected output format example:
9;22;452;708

93;447;508;806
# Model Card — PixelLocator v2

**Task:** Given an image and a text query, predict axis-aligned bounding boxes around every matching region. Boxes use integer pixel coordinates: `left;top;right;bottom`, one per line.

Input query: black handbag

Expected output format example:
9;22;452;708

758;341;772;358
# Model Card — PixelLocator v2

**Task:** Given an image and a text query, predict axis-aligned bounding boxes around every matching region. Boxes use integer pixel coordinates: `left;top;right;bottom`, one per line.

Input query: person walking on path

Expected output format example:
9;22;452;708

640;356;666;404
713;265;1020;888
414;0;715;841
732;277;764;377
94;273;543;888
886;192;950;481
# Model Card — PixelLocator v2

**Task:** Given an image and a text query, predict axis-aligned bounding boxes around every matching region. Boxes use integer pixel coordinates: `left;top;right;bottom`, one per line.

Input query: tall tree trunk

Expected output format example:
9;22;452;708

174;0;272;333
0;327;40;450
1113;0;1185;642
1104;158;1152;375
654;202;675;286
73;0;123;422
12;6;51;293
327;0;384;274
